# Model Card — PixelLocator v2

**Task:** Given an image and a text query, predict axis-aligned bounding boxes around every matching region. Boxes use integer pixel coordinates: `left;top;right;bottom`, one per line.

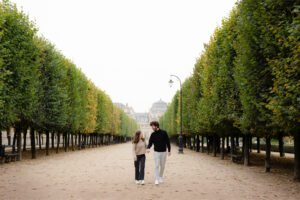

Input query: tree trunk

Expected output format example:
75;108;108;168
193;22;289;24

35;133;38;148
90;135;92;147
207;136;210;155
64;132;67;152
294;132;300;181
78;132;82;150
196;135;200;152
23;129;27;152
51;132;55;149
93;135;95;145
67;133;70;151
38;132;42;150
278;133;285;157
89;135;92;147
226;136;229;149
7;128;11;146
12;130;17;152
46;130;50;156
192;136;195;150
221;136;225;160
30;127;36;159
62;132;65;148
82;134;86;148
201;135;204;153
230;136;235;162
71;134;74;151
244;135;250;166
16;127;22;161
56;132;60;154
217;136;221;153
249;136;252;153
236;136;239;147
265;136;271;172
213;135;217;157
242;136;245;157
257;137;260;153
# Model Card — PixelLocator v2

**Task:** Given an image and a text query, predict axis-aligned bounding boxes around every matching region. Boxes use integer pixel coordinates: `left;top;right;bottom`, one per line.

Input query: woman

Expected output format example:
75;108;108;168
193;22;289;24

132;130;146;185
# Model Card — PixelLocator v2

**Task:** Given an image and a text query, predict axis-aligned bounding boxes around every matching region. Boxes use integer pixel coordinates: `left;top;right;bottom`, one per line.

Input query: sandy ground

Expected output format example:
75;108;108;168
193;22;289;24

0;143;300;200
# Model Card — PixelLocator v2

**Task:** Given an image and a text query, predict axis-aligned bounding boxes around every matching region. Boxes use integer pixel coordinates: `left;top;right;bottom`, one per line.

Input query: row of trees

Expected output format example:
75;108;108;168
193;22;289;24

0;1;138;159
160;0;300;180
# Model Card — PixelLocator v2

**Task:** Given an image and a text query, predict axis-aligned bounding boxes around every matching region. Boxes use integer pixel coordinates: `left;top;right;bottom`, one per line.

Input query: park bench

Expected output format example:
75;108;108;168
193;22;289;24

0;145;19;164
231;154;243;163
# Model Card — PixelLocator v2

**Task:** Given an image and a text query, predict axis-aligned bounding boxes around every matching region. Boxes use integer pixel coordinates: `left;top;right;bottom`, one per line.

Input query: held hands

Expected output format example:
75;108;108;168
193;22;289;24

146;149;150;153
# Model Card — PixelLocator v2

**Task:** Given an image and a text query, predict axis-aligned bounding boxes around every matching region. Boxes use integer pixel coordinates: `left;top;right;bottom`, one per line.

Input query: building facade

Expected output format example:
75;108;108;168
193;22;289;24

149;99;168;122
114;100;168;141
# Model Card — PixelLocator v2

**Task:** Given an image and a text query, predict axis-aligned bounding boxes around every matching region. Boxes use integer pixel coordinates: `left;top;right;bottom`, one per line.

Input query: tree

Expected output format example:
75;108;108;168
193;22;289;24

0;1;40;160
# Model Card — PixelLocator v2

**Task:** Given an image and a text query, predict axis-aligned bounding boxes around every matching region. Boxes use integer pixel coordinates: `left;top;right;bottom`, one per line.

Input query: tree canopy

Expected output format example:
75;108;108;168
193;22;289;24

0;0;138;137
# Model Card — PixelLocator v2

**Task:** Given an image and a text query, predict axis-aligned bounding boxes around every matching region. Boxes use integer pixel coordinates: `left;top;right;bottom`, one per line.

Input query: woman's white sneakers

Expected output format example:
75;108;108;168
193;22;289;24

136;179;162;185
135;180;145;185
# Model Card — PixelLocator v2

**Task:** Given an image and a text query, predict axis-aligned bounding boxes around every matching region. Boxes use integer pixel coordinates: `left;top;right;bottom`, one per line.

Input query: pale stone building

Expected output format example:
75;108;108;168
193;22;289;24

149;99;168;121
114;100;167;142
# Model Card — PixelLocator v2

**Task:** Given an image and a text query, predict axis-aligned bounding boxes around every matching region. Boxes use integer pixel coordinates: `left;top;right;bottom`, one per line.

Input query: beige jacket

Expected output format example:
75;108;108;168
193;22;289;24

132;140;147;160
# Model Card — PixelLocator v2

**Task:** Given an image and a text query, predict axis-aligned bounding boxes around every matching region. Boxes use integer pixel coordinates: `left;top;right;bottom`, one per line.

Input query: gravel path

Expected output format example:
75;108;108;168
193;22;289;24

0;143;299;200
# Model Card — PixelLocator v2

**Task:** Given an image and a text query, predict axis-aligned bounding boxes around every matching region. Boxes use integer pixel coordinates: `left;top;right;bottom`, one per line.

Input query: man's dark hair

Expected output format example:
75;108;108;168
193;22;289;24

150;121;159;128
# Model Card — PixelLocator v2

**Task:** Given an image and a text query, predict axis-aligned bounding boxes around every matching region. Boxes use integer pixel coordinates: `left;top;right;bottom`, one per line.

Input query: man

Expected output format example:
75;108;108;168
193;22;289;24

147;121;171;185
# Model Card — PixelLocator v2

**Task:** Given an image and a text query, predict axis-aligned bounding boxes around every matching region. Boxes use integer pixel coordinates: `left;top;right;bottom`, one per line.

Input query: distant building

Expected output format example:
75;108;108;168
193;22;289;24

114;100;168;141
149;99;168;121
114;103;135;119
134;113;152;140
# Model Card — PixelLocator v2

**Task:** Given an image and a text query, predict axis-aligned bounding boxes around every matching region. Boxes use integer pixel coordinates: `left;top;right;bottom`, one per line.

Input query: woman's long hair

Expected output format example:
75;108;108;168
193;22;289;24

132;130;144;144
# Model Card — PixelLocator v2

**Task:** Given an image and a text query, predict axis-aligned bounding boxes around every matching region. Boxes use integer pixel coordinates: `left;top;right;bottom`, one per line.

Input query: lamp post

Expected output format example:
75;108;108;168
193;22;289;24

169;74;183;154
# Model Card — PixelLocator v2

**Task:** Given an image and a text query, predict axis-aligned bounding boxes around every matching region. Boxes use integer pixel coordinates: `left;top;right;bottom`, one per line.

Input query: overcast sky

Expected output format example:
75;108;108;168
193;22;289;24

12;0;237;112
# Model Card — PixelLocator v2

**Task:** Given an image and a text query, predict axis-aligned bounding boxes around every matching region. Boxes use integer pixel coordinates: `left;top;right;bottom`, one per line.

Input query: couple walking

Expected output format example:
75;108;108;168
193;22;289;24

132;121;171;185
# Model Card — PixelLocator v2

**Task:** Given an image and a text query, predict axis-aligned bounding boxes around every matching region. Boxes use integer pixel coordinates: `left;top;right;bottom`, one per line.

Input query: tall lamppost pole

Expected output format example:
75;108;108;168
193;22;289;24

169;74;183;154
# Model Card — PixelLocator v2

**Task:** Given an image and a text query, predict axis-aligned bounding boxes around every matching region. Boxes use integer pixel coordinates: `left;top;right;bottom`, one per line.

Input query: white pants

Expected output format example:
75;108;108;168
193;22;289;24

154;151;167;180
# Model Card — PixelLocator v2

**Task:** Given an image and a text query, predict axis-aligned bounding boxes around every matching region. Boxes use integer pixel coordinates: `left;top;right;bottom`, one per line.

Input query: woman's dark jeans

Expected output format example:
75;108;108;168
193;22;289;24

134;154;146;181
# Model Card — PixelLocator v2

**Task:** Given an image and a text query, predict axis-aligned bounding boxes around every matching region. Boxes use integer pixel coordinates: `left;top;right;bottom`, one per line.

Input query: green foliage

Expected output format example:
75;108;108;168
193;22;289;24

0;1;40;129
0;0;138;136
266;2;300;134
119;109;138;137
160;0;299;138
35;39;69;132
95;91;112;134
160;92;179;136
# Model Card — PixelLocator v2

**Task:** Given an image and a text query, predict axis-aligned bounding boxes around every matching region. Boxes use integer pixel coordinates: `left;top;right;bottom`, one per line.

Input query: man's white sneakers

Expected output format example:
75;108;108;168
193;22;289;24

159;177;163;183
135;180;140;184
155;180;159;185
140;180;145;185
